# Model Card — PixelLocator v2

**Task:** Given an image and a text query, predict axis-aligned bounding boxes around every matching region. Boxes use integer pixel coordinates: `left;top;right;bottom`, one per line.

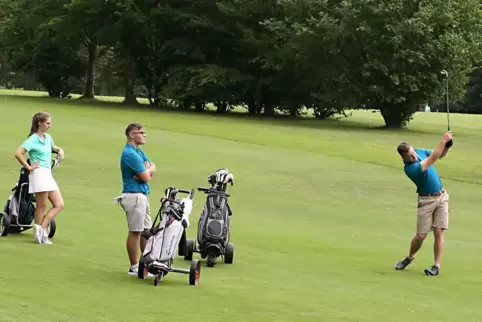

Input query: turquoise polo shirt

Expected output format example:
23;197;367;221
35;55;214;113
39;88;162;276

404;148;444;194
120;144;151;195
21;133;54;168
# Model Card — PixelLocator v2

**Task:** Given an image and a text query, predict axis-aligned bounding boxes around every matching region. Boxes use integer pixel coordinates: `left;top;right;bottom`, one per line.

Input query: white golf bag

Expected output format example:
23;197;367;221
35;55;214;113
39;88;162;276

142;187;194;266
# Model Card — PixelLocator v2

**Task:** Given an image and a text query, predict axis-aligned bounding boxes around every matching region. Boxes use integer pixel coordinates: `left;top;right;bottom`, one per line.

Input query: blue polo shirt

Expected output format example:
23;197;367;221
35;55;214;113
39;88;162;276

404;148;444;194
120;144;151;195
22;133;54;168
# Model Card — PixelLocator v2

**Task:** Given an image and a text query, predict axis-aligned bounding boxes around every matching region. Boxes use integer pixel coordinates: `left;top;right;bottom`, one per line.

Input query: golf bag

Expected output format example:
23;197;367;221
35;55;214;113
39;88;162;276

141;187;195;267
2;166;35;232
1;154;60;237
197;168;234;259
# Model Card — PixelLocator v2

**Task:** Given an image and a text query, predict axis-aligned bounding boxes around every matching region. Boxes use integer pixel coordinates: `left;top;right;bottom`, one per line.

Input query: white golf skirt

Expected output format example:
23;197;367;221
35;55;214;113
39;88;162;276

28;167;59;194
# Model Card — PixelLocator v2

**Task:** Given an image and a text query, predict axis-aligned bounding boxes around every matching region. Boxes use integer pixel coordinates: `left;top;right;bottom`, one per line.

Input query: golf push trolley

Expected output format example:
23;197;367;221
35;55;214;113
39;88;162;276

1;152;61;238
138;186;201;287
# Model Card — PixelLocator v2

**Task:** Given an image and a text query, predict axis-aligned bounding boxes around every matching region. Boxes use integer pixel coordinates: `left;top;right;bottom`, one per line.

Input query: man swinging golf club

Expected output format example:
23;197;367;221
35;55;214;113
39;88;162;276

394;131;453;276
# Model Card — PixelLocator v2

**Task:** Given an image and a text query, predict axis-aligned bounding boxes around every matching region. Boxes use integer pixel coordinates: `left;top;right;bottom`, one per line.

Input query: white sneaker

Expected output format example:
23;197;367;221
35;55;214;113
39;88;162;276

34;224;43;244
41;228;52;244
128;265;138;275
128;265;153;277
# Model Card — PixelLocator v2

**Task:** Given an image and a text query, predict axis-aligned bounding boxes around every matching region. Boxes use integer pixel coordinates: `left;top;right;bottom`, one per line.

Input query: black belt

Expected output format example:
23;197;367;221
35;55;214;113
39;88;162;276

418;189;445;197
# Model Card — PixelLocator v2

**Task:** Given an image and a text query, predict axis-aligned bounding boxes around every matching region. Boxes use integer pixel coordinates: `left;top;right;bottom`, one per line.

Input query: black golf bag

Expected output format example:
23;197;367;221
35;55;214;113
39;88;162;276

195;168;234;266
0;154;59;237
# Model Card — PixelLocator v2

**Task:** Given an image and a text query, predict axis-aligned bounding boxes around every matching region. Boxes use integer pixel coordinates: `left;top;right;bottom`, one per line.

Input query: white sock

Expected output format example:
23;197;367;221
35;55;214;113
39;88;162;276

131;264;138;270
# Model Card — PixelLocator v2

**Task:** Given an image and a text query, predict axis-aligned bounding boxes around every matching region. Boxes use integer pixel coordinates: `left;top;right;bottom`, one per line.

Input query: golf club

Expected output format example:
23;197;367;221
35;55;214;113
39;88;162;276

440;70;453;147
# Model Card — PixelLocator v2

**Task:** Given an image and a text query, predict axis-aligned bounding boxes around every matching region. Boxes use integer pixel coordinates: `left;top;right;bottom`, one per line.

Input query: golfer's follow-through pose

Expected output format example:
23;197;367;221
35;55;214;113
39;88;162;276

395;131;453;276
117;123;156;275
14;112;65;244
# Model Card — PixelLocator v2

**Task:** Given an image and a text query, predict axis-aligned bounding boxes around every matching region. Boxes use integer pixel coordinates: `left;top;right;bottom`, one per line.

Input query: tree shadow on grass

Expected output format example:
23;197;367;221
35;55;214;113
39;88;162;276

2;94;433;136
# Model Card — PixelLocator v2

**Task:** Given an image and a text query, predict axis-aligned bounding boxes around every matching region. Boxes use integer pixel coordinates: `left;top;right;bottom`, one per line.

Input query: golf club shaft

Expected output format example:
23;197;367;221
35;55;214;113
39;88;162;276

445;75;450;131
447;108;450;131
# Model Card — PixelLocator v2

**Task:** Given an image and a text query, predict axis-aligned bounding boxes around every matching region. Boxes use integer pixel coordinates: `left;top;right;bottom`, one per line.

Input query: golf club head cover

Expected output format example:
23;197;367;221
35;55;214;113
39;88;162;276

445;139;453;148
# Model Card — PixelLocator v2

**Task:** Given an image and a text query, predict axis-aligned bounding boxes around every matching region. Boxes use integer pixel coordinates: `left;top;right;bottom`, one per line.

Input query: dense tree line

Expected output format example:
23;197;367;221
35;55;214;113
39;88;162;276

1;0;482;127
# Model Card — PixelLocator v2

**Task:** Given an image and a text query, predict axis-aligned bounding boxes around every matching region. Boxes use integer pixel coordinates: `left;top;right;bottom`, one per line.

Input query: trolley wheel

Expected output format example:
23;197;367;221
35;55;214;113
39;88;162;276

47;219;56;238
153;275;161;286
189;259;201;286
138;257;148;279
224;243;234;264
1;212;10;237
206;253;216;267
153;271;165;286
184;239;194;261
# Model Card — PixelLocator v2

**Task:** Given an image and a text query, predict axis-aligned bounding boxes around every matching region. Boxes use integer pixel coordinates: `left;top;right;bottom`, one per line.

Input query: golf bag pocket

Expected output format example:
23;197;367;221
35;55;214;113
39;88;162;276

143;219;184;263
197;202;230;246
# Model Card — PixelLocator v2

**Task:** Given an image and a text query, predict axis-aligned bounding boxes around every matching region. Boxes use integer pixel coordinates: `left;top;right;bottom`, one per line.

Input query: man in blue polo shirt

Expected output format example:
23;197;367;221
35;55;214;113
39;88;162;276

118;122;157;275
394;131;453;276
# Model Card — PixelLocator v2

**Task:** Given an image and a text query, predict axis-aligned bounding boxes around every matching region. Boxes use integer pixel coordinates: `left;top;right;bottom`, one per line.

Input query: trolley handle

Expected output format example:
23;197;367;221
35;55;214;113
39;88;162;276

160;188;195;203
197;187;230;197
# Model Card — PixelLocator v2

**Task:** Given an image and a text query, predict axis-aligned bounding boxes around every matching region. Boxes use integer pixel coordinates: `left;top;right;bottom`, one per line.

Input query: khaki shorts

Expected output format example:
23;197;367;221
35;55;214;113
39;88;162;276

120;193;152;232
416;190;449;234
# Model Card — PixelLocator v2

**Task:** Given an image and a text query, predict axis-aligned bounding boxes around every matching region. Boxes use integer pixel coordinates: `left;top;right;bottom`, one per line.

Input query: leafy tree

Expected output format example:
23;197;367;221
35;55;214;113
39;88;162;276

0;0;84;97
462;64;482;114
49;0;119;99
333;0;482;127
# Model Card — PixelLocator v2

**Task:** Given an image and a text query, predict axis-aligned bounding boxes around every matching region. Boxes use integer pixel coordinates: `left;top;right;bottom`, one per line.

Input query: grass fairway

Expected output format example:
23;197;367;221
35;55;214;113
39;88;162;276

0;92;481;321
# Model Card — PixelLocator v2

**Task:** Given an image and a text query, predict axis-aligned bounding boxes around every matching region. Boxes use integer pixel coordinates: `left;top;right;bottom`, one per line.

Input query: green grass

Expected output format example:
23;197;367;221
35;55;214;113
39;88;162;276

0;91;481;321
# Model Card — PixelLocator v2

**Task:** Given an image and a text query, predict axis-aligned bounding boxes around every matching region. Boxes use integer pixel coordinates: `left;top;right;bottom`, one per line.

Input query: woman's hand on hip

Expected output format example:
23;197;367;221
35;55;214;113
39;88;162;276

28;162;40;171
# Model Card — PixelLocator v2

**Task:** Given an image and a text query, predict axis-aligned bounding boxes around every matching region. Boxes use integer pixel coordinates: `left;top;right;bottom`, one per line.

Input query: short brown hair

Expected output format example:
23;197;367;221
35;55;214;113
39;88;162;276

125;122;144;137
397;142;410;156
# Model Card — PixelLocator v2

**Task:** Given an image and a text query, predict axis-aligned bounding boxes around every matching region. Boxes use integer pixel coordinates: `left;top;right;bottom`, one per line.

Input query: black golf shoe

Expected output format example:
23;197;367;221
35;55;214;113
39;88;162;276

424;265;440;276
395;256;413;270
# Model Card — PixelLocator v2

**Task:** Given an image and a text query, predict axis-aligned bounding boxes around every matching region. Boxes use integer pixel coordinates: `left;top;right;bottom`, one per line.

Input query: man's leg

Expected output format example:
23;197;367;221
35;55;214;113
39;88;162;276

121;194;145;274
409;233;427;259
395;197;435;270
433;228;444;267
127;232;141;265
425;192;449;276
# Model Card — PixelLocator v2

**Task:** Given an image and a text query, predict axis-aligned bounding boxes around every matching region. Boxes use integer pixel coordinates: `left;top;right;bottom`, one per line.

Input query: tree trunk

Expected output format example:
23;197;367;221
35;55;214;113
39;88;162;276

45;80;61;97
247;99;257;115
195;101;204;112
289;104;298;117
380;103;417;128
80;39;97;99
216;101;228;113
122;52;139;105
264;103;275;116
254;81;262;115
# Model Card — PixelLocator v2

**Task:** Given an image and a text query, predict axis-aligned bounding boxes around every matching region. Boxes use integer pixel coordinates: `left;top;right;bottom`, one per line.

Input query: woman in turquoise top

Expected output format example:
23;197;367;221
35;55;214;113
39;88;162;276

14;112;65;245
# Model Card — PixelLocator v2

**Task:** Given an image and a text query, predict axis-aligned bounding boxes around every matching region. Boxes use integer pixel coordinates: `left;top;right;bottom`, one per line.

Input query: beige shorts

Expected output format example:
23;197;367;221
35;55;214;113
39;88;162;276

120;193;152;232
416;190;449;234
